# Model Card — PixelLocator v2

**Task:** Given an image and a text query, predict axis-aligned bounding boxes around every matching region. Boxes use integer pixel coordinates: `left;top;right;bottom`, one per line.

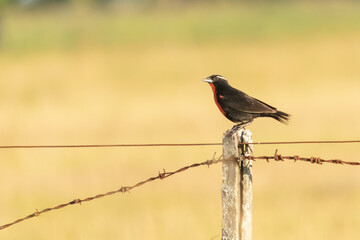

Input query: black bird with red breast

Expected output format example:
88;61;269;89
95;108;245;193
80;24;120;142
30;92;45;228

203;74;290;131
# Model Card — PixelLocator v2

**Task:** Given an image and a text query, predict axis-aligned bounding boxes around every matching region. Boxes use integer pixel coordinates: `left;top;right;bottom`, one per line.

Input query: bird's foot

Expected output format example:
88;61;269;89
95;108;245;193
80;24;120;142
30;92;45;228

229;122;251;136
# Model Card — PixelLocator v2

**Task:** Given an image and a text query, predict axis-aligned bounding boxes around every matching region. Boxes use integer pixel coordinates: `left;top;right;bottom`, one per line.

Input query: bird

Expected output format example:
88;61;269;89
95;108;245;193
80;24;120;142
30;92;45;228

203;74;290;133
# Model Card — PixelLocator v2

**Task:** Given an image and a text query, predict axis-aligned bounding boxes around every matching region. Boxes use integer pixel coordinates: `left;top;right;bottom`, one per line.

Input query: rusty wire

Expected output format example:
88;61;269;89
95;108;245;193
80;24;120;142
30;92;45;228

244;149;360;166
0;151;359;231
0;154;224;231
0;140;358;149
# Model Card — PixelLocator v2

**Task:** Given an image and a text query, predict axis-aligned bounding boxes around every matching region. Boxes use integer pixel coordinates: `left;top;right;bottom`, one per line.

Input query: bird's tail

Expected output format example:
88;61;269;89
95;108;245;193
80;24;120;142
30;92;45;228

269;110;290;124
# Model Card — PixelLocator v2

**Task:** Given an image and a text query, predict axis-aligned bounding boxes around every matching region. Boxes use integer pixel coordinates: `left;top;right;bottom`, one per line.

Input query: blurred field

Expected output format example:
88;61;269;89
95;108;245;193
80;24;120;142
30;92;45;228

0;2;359;240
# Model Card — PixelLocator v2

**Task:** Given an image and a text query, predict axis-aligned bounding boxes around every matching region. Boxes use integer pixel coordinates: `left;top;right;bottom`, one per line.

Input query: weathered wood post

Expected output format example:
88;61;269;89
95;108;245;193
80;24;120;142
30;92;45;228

222;128;253;240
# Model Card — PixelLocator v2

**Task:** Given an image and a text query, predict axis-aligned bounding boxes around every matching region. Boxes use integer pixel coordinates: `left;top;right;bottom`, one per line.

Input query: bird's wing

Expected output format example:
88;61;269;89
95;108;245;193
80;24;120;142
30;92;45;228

221;89;277;114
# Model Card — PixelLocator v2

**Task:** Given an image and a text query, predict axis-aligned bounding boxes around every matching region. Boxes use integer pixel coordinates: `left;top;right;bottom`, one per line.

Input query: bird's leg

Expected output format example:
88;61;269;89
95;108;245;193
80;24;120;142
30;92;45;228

229;121;251;135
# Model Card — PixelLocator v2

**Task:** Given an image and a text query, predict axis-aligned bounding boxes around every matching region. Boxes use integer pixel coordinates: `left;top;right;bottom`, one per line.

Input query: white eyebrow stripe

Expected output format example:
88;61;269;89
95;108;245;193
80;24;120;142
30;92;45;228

217;76;227;80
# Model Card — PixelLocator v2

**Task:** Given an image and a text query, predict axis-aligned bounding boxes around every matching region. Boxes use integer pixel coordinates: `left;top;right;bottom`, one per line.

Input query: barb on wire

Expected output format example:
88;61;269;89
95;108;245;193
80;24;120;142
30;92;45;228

0;154;224;231
242;149;360;166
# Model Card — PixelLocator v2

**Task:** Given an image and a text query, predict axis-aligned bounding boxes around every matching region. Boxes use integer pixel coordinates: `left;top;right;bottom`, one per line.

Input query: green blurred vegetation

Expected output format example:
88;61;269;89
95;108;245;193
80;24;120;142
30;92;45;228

0;1;359;240
1;1;360;53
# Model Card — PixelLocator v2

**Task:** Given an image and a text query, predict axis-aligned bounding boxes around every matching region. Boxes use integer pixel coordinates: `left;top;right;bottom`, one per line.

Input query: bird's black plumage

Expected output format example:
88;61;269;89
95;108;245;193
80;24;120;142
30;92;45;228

203;75;290;128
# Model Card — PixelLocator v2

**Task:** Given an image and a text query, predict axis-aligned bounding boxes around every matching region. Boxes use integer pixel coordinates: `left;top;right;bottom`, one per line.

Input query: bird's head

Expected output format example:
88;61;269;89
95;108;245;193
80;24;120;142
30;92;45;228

203;75;229;88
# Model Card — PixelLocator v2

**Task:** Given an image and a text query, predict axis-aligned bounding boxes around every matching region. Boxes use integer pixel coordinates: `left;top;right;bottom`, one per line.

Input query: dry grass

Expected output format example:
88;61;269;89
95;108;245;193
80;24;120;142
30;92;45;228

0;3;359;239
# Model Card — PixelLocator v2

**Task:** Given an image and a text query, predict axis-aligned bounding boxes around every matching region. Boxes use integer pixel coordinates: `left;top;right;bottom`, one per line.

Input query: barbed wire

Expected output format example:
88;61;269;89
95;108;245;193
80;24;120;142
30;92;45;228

0;140;359;149
0;151;359;231
247;149;360;165
0;154;224;231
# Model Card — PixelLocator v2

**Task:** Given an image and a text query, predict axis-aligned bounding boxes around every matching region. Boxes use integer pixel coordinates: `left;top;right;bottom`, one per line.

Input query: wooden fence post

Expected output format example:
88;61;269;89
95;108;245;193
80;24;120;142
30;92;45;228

222;128;253;240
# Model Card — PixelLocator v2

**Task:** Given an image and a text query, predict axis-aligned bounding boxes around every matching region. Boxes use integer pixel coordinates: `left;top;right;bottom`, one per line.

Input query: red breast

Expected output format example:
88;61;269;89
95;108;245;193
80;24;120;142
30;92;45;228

209;83;226;116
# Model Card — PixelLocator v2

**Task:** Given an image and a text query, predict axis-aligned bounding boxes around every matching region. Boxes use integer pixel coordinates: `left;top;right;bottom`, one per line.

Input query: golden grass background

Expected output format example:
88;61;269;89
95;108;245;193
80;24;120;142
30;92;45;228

0;2;359;239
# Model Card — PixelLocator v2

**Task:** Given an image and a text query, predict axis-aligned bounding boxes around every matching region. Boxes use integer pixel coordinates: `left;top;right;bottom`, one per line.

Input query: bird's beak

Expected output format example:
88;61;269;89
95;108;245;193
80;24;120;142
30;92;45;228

203;78;213;83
